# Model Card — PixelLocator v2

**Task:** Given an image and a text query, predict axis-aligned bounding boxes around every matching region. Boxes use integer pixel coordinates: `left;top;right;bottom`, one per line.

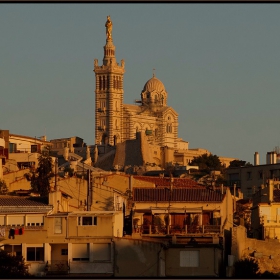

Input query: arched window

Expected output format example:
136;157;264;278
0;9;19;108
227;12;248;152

166;124;172;133
107;76;110;89
99;76;102;90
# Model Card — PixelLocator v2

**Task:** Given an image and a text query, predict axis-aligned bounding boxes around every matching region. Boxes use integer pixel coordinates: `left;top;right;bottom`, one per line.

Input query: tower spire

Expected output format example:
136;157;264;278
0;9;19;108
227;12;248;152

94;16;125;146
103;16;116;66
105;15;113;41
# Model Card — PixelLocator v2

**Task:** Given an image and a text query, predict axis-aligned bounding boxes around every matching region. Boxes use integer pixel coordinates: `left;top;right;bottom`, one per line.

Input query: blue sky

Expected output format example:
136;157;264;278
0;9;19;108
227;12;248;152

1;4;280;164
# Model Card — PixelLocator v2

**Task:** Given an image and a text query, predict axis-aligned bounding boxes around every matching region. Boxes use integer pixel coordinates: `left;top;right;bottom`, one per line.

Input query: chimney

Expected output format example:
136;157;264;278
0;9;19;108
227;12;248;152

272;152;277;164
254;152;259;166
63;147;69;161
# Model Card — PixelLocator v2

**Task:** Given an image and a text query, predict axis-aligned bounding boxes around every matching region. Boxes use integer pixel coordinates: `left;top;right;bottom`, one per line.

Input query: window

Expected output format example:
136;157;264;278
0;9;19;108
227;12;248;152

180;250;199;267
9;143;17;153
166;124;172;133
31;145;39;153
72;244;89;261
61;249;68;256
26;216;44;226
78;216;97;226
247;172;252;180
4;245;22;257
100;119;106;127
54;217;62;234
27;246;44;261
7;216;24;226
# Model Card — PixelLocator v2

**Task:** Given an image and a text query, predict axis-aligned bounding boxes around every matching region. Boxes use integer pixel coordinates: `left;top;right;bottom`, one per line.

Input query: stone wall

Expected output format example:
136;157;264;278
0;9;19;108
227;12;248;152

232;225;280;274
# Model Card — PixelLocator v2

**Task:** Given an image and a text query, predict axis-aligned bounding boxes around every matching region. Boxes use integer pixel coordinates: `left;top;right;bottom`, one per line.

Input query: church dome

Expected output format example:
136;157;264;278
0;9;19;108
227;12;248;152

143;75;165;93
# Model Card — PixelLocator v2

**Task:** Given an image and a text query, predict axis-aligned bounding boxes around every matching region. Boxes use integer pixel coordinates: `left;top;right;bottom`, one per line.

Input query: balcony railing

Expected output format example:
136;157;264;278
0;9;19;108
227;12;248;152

135;224;221;235
261;215;280;224
45;260;68;275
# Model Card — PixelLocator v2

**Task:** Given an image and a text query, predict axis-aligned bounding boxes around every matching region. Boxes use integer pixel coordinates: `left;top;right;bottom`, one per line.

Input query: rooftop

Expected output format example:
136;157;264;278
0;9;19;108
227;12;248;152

133;187;224;202
0;196;52;213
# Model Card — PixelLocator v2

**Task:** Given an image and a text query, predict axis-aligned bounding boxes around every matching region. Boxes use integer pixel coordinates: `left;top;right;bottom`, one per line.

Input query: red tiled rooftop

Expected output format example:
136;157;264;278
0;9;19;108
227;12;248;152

133;187;224;202
134;176;200;187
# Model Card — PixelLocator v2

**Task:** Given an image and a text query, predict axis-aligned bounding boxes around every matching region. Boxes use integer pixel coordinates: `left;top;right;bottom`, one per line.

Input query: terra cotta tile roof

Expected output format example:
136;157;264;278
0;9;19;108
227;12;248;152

133;187;224;202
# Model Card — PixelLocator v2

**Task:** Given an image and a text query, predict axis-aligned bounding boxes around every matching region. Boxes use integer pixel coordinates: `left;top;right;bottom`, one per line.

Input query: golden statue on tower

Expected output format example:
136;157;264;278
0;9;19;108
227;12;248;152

105;15;113;40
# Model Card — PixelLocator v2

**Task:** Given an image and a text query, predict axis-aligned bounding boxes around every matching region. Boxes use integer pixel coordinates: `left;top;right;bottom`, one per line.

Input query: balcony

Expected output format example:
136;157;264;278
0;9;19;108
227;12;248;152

134;224;221;236
45;260;68;275
261;215;280;225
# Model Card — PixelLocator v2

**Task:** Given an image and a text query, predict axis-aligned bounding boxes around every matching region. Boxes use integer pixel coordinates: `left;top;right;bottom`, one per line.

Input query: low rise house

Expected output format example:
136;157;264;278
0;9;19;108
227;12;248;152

251;179;280;239
0;189;123;277
226;151;280;199
124;186;234;277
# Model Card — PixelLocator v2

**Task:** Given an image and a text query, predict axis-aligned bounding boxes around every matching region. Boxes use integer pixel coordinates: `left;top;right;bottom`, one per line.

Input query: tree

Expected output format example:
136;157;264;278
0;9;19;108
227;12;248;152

189;153;222;173
28;147;54;197
0;180;8;195
229;160;252;168
233;257;260;278
0;249;30;278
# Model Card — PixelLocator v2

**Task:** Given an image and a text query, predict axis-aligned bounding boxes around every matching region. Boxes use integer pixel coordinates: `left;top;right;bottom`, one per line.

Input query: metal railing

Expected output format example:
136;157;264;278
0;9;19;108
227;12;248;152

45;260;68;274
135;224;221;235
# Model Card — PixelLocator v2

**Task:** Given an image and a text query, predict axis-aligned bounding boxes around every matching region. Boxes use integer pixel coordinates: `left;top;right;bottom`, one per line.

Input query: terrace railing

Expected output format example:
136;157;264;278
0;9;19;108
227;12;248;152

136;224;221;235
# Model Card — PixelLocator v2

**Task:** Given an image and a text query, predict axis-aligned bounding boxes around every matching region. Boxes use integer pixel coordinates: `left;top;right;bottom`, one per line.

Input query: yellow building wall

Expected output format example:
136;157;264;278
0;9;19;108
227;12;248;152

3;169;31;192
50;177;88;211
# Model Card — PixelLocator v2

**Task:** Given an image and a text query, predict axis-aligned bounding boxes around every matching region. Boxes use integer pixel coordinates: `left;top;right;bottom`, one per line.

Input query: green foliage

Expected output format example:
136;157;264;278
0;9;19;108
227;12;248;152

30;147;54;197
0;250;30;278
234;257;259;278
0;180;8;195
189;153;222;173
229;160;253;168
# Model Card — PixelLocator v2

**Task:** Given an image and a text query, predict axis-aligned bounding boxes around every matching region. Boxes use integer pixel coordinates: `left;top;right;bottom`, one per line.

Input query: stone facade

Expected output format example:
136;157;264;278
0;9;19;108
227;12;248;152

94;17;178;149
93;17;237;171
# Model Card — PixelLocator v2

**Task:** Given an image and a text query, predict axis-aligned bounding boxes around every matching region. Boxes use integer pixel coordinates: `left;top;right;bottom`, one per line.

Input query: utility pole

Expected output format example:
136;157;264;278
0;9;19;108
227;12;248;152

54;158;58;191
87;170;92;211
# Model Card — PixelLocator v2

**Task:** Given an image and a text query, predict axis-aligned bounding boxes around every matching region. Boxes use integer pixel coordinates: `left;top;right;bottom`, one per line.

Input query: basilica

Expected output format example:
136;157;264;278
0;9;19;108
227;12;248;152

93;16;235;171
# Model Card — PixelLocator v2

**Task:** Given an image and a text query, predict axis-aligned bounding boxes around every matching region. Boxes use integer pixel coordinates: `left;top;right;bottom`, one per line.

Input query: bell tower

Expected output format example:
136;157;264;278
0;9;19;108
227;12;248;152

94;16;125;146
